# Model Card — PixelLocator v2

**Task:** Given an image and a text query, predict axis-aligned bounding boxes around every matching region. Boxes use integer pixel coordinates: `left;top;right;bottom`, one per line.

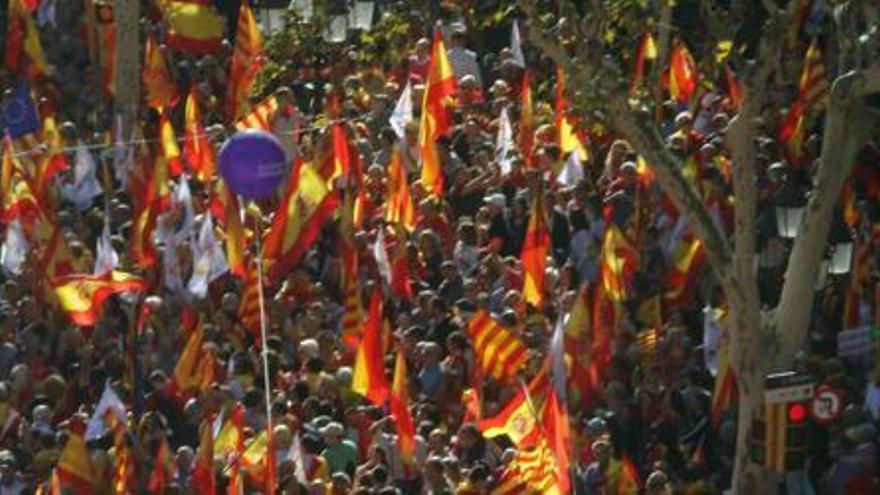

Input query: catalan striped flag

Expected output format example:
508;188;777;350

226;1;264;121
668;42;698;104
418;24;458;197
467;310;529;384
493;435;563;495
142;32;178;110
51;271;147;326
236;265;262;338
521;189;550;308
339;190;362;348
635;328;660;367
780;40;829;161
163;0;225;55
262;161;340;283
235;96;280;132
352;290;390;405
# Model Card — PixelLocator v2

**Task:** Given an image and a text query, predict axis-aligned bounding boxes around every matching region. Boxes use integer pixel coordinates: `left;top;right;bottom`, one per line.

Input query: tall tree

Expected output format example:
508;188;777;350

519;0;880;491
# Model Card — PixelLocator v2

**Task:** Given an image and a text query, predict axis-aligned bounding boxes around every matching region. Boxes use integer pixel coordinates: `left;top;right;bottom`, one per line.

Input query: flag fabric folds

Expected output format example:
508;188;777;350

183;87;216;182
385;145;416;231
172;318;215;397
631;32;657;93
235;95;280;132
555;68;589;162
57;419;96;494
163;0;225;54
263;162;340;283
4;0;50;80
521;189;550;308
142;33;178;110
466;310;529;384
668;42;698;103
390;348;416;466
478;384;538;447
352;290;389;405
418;24;458;197
779;39;829;161
518;71;535;168
226;1;264;121
51;271;147;326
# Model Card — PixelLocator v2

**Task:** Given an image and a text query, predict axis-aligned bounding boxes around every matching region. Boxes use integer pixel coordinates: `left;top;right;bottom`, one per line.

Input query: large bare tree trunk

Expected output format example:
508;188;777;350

114;0;141;139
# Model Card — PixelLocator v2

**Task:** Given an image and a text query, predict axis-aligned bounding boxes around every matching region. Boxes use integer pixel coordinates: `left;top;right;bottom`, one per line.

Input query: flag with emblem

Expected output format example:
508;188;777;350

51;271;147;326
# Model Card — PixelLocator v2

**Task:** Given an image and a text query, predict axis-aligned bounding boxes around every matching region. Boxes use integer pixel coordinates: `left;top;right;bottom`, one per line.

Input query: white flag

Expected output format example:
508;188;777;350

188;214;229;299
389;81;413;140
374;227;392;288
550;315;567;403
511;20;526;68
0;220;29;276
290;432;307;484
496;107;515;176
163;236;186;295
113;116;135;188
556;151;584;186
62;141;103;211
93;220;119;276
85;383;127;441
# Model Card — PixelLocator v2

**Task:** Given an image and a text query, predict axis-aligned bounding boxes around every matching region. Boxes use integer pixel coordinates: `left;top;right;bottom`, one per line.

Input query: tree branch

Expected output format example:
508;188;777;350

775;71;879;361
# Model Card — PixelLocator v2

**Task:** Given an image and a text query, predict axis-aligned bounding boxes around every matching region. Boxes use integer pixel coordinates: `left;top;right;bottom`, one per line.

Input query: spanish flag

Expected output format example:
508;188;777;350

262;161;340;283
385;144;416;231
467;310;529;384
352;290;390;405
0;135;40;225
543;387;571;494
183;87;215;182
4;0;50;80
519;71;535;168
131;153;171;268
521;188;550;309
34;111;68;202
663;235;706;307
226;1;263;121
390;348;416;466
668;42;698;103
57;418;96;494
210;180;247;279
478;384;538;446
159;112;183;177
418;24;458;197
163;0;225;55
142;32;178;110
600;226;639;303
51;271;147;326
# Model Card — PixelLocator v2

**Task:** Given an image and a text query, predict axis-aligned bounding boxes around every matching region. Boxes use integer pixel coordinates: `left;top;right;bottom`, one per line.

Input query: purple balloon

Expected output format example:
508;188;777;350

218;130;286;200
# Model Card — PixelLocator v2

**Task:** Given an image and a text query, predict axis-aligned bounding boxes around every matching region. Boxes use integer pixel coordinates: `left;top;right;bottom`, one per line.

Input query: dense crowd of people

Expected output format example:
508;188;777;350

0;1;879;494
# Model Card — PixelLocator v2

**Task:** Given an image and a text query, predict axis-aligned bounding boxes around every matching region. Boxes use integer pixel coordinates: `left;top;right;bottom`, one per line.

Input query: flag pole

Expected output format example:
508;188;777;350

251;203;273;440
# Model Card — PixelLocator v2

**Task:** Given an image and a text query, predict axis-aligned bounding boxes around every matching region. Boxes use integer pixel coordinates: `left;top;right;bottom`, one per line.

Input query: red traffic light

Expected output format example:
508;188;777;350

788;403;808;423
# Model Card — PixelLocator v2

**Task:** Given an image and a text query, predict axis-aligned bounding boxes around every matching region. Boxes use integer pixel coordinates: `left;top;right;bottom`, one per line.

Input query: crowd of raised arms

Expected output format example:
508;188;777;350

0;0;878;494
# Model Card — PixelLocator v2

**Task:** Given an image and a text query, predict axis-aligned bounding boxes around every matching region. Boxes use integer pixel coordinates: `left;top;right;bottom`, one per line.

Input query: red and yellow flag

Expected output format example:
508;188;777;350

555;67;589;161
0;135;40;225
631;32;657;93
163;0;225;54
543;386;572;494
262;161;340;283
521;189;550;308
171;318;215;397
4;0;50;80
57;419;96;495
600;226;639;302
780;40;829;162
183;87;216;182
519;71;535;168
352;290;390;405
159;112;183;177
34;111;68;201
51;271;147;326
724;64;744;109
211;180;247;279
226;1;263;120
494;434;562;494
418;24;458;197
390;348;416;466
235;95;280;132
191;419;216;494
668;42;698;103
608;455;641;495
130;152;171;268
385;145;416;231
479;385;538;447
466;310;529;384
664;235;706;307
142;32;178;110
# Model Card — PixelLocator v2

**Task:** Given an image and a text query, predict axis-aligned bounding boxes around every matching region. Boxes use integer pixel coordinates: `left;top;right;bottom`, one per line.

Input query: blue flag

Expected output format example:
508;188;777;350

0;83;40;138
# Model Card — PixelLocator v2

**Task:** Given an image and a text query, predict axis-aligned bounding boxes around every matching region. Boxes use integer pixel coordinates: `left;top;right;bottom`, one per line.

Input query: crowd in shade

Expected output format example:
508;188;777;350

0;0;879;494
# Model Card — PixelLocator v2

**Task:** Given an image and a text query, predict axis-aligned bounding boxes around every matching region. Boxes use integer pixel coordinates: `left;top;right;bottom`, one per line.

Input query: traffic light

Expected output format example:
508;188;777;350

750;372;813;473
